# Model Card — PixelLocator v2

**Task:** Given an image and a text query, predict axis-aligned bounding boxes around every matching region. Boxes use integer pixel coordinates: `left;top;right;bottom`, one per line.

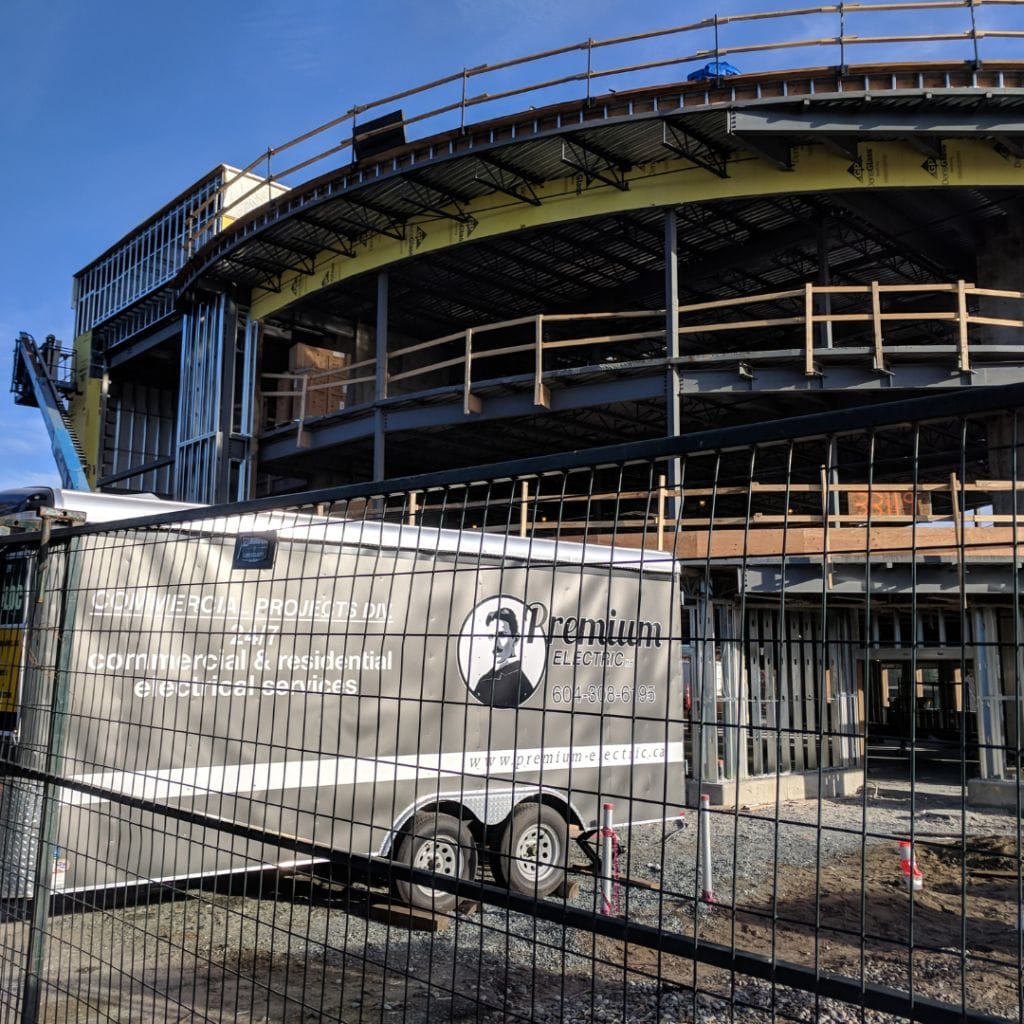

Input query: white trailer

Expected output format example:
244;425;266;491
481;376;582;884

0;489;685;910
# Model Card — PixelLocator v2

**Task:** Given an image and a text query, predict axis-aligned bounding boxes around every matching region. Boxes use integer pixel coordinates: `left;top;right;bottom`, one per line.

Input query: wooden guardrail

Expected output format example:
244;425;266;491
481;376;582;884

259;280;1024;435
358;475;1024;556
188;1;1024;248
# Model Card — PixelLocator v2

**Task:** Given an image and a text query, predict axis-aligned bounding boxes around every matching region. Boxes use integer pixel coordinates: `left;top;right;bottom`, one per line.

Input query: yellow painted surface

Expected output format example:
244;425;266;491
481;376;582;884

251;140;1024;321
0;628;22;716
70;332;103;488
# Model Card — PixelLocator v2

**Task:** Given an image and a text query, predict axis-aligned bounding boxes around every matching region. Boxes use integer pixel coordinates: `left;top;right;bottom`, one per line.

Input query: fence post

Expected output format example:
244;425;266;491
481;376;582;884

699;794;715;903
657;474;667;552
407;491;418;526
519;480;529;538
22;537;80;1024
599;803;617;913
950;472;962;556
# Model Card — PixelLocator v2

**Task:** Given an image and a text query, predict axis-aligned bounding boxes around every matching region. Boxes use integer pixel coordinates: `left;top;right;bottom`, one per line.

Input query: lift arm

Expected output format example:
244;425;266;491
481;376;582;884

10;332;91;491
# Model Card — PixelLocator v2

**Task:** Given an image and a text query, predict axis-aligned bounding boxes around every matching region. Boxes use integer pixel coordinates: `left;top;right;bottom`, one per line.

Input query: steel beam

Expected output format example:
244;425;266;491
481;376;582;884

729;109;1024;139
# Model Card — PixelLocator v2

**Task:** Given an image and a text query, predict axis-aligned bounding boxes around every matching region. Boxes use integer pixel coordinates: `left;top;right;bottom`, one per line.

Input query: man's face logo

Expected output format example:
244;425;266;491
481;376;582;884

487;608;518;667
457;596;548;707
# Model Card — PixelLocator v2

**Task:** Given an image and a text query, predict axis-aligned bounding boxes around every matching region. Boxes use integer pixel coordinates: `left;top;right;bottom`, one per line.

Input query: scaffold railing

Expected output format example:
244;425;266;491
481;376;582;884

258;278;1024;438
187;0;1024;250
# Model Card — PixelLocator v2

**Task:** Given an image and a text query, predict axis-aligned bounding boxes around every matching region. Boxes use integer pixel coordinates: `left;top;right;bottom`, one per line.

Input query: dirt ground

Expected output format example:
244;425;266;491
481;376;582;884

1;801;1020;1023
594;835;1022;1021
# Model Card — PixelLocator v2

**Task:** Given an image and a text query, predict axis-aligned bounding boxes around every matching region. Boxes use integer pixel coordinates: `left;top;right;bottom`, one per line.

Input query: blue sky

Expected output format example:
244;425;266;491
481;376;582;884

0;0;1015;492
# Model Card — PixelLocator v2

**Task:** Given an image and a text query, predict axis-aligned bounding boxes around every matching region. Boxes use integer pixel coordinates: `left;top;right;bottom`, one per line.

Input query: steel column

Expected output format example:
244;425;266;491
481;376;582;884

664;210;680;517
374;271;389;482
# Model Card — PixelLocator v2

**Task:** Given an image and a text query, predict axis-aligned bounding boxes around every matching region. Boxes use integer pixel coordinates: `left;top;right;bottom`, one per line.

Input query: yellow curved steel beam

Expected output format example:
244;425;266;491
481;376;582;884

251;140;1024;322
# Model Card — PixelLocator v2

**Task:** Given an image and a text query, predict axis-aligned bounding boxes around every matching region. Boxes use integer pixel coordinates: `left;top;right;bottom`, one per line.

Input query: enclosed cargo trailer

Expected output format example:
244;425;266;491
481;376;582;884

0;490;684;909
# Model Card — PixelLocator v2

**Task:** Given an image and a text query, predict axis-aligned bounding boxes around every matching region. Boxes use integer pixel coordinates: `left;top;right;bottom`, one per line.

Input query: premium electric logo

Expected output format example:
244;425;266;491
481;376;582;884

457;596;548;709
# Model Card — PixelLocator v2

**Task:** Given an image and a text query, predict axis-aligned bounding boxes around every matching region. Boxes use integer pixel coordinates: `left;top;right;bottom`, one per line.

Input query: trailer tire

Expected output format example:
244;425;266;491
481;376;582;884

393;812;477;912
493;803;568;898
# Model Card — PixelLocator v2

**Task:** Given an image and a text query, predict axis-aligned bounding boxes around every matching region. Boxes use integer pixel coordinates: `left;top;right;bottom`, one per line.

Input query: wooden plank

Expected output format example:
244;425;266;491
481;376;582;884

467;341;534;361
389;354;465;383
804;282;815;376
809;313;872;323
679;317;804;336
543;330;663;349
368;901;452;932
391;330;468;358
533;315;545;407
966;286;1024;301
967;314;1024;329
871;280;884;371
957;278;970;372
677;288;804;313
877;282;961;293
463;328;475;415
880;311;957;322
544;309;664;321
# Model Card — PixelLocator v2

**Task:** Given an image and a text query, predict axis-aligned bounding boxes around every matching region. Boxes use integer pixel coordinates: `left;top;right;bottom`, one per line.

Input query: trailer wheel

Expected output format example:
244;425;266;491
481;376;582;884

493;804;568;898
393;812;477;912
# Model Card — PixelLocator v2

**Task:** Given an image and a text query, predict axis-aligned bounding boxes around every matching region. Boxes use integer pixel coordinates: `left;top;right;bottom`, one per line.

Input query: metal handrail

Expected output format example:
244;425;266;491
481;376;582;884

187;1;1024;248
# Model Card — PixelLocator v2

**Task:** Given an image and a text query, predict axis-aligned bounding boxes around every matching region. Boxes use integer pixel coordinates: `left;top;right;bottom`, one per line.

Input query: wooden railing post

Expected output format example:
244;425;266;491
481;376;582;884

407;491;418;526
957;279;971;373
804;282;816;376
534;315;550;408
463;328;481;414
296;373;310;449
520;480;529;538
871;280;884;371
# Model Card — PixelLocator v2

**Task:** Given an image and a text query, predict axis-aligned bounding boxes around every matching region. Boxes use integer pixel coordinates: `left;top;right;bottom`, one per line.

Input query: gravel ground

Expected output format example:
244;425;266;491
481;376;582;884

3;751;1019;1023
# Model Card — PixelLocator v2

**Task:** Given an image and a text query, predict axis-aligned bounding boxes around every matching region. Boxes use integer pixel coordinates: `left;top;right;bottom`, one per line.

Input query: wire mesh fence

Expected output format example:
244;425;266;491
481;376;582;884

0;386;1021;1023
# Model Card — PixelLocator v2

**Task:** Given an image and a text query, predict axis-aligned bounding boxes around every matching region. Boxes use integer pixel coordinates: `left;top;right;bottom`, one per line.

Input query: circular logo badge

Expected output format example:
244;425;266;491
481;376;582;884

458;596;547;708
